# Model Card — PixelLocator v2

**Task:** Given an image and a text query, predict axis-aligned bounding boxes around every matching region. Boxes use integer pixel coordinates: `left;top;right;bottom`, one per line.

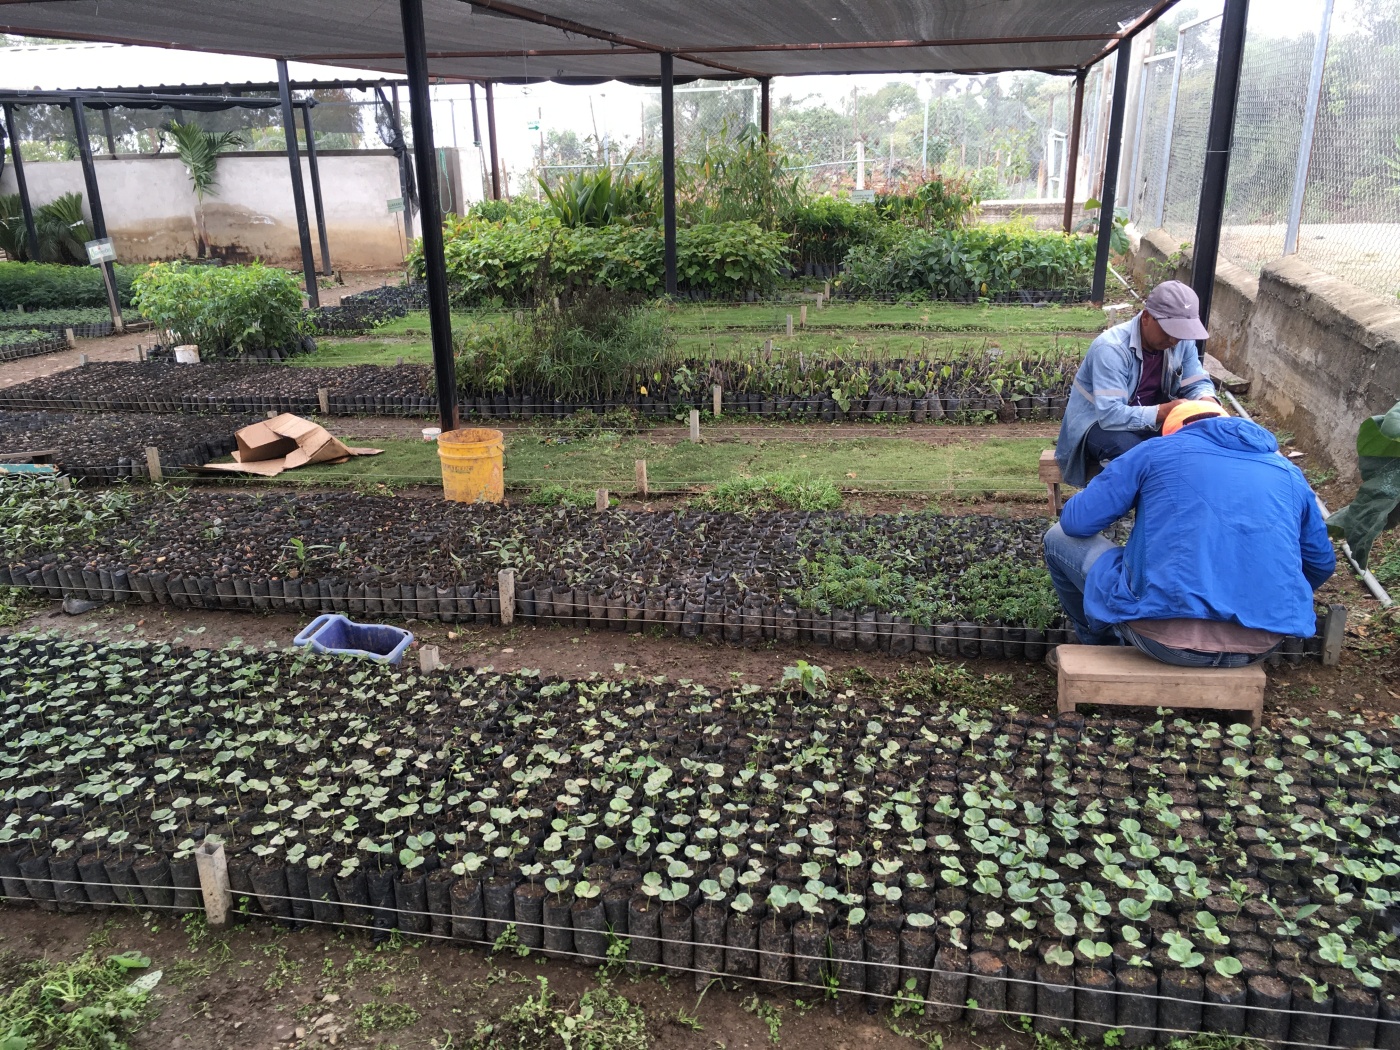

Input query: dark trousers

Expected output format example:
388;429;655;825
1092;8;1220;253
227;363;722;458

1084;423;1159;470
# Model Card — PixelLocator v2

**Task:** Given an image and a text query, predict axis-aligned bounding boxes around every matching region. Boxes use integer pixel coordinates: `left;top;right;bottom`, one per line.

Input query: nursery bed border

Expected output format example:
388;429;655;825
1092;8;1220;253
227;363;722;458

0;333;67;363
0;862;1381;1049
0;559;1322;665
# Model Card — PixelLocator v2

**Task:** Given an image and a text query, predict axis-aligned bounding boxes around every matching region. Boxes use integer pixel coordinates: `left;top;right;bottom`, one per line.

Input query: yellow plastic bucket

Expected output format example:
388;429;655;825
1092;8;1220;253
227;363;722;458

437;427;504;503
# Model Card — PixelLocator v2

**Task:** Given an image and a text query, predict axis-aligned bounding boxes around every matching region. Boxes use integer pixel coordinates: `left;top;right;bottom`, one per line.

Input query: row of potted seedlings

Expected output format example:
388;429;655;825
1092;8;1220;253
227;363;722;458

0;357;1075;425
1;486;1324;663
0;330;68;363
0;410;248;481
0;637;1393;1044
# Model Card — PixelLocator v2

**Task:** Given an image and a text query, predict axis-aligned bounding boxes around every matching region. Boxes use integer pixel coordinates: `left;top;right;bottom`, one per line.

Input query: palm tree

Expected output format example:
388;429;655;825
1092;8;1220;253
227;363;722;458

163;120;245;258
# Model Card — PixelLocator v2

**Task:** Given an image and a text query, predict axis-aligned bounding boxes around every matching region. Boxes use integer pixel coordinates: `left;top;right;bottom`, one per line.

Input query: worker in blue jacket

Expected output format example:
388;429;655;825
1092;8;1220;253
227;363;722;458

1044;401;1336;668
1055;280;1220;488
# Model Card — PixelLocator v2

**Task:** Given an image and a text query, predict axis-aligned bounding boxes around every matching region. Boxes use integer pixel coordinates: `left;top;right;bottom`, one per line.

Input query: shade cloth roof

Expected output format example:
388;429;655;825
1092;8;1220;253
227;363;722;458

0;0;1177;82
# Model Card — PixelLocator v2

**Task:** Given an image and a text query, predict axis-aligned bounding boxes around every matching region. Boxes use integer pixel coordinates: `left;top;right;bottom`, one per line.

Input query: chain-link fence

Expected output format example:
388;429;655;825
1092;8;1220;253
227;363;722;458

1133;0;1400;301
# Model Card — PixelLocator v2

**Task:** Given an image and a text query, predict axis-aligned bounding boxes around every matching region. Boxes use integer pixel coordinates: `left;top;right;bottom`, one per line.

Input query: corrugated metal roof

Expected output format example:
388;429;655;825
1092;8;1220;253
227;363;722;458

0;0;1174;81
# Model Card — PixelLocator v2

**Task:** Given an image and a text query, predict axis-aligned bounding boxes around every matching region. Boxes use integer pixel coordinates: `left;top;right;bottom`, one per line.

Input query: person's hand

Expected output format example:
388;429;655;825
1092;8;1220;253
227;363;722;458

1156;399;1188;426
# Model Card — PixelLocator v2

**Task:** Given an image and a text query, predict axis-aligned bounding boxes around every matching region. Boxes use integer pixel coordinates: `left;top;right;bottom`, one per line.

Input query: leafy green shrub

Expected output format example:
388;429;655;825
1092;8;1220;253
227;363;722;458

690;474;842;513
526;484;607;509
784;196;886;271
676;126;804;230
0;261;140;309
422;217;787;304
540;164;657;227
0;475;134;558
454;289;673;402
131;261;308;359
841;223;1094;299
873;172;982;230
462;197;548;224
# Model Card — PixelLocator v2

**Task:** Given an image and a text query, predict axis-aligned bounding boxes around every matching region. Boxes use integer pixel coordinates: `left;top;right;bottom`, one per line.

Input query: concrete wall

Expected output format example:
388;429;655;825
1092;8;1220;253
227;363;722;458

978;198;1093;232
1131;226;1400;482
0;151;419;270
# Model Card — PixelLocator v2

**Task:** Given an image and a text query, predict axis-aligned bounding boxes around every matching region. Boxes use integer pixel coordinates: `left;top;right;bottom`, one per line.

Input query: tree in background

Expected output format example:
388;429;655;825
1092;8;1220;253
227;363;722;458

163;120;245;259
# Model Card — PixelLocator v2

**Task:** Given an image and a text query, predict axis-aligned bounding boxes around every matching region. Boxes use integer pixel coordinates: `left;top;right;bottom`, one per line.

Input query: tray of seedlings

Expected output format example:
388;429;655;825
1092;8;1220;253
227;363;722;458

0;307;116;339
0;329;69;363
310;284;428;336
0;410;248;481
0;354;1074;425
0;362;435;417
0;485;1321;662
0;634;1391;1044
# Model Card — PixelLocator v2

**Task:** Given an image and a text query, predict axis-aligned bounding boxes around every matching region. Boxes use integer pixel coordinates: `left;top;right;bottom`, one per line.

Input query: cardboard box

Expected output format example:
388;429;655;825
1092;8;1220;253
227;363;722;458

203;413;381;477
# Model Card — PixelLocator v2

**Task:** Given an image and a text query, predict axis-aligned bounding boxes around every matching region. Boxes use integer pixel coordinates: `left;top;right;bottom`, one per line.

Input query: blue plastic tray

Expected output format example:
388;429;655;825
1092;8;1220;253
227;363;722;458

293;614;414;665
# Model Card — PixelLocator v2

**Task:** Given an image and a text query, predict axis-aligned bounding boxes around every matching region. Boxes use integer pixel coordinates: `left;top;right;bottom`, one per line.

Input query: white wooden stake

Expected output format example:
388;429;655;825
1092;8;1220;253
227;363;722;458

786;314;793;337
195;840;232;928
712;383;722;418
800;304;808;327
824;280;831;298
317;387;330;415
67;330;79;350
816;292;824;310
396;356;405;366
635;459;649;496
595;488;609;511
145;446;163;483
498;568;516;625
689;409;701;443
418;645;442;673
764;338;773;354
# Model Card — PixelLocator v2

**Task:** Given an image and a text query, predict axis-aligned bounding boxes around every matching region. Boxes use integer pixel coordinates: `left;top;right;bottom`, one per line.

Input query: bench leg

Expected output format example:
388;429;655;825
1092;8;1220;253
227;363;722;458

1047;482;1062;517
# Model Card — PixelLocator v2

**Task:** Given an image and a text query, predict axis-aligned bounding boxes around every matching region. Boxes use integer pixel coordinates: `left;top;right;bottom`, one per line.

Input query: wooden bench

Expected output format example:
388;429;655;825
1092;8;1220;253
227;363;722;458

1039;449;1063;515
1056;644;1266;728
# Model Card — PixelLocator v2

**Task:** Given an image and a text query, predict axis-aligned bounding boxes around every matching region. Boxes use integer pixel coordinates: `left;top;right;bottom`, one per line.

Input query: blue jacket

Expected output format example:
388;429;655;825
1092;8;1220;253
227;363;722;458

1055;314;1216;487
1060;416;1336;638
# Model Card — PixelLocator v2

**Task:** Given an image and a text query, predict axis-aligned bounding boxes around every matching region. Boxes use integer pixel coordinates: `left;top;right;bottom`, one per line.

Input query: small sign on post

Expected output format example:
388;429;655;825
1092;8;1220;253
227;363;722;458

387;197;406;214
85;238;125;334
850;189;876;204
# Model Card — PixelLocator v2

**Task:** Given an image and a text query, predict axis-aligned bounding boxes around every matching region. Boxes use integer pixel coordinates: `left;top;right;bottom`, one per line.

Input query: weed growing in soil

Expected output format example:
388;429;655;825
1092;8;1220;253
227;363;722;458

0;949;158;1050
689;474;843;513
356;999;421;1032
467;976;647;1050
844;662;1021;710
525;484;608;510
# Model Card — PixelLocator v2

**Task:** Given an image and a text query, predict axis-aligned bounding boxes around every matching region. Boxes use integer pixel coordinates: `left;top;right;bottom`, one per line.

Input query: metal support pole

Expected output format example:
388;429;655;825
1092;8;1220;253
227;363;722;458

100;108;117;157
1191;0;1251;328
1284;0;1334;255
484;81;501;200
1154;25;1193;230
759;77;771;137
276;60;320;309
300;103;332;275
391;85;415;240
400;0;458;435
1091;52;1133;304
1062;71;1087;233
1126;54;1160;224
469;83;482;147
70;99;123;330
660;53;678;297
3;104;40;260
922;89;931;175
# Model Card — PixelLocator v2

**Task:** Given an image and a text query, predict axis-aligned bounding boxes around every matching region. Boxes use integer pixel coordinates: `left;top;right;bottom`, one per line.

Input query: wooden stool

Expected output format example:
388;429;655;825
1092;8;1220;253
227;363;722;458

1039;449;1063;516
1056;644;1265;729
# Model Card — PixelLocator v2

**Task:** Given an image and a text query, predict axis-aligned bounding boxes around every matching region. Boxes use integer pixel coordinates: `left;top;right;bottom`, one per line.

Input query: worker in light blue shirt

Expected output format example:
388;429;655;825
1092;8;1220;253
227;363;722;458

1054;280;1220;488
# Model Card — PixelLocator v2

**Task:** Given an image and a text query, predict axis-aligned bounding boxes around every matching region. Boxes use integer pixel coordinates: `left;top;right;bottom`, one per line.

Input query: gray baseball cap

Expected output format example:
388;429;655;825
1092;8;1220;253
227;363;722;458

1144;280;1210;342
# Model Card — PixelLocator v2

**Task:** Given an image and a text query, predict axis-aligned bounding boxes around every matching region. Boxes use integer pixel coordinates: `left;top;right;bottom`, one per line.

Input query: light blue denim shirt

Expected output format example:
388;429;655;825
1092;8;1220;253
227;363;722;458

1053;313;1216;487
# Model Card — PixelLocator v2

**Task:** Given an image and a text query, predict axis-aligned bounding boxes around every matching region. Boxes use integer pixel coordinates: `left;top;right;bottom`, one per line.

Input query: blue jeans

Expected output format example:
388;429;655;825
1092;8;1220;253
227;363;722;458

1042;523;1272;668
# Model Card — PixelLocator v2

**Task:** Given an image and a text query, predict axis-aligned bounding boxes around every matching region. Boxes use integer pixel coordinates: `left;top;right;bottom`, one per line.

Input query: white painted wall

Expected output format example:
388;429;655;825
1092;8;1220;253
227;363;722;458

0;150;428;270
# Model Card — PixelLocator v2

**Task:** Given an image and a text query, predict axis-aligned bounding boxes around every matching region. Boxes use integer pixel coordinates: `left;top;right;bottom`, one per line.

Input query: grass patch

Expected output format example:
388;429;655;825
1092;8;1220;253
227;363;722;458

0;586;45;628
232;431;1053;497
297;301;1104;370
688;473;842;512
0;949;159;1050
468;976;648;1050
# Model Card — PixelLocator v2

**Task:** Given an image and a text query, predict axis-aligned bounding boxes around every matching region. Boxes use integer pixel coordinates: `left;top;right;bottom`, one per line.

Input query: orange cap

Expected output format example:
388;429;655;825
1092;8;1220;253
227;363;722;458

1163;400;1228;436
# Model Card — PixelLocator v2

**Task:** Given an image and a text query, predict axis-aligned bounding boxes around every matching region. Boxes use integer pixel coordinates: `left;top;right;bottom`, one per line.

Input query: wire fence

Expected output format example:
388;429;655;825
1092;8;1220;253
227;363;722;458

0;869;1389;1049
1128;0;1400;301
